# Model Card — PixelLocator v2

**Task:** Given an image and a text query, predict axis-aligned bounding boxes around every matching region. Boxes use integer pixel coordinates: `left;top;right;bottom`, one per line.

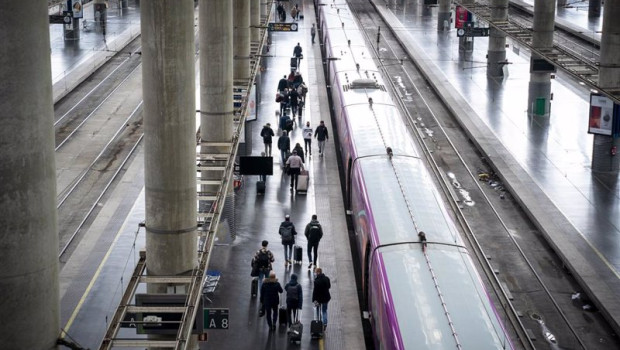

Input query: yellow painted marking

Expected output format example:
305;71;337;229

62;188;144;337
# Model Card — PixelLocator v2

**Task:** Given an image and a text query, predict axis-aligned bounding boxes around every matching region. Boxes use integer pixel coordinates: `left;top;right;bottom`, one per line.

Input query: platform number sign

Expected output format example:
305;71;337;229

203;308;229;329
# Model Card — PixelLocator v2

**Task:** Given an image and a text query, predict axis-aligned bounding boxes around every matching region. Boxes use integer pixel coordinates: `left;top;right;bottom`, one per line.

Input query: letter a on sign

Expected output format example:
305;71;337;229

209;319;217;328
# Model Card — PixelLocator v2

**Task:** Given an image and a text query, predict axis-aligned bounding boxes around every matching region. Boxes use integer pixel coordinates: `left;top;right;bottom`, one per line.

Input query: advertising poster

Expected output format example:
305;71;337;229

72;0;83;18
588;94;614;136
455;6;468;29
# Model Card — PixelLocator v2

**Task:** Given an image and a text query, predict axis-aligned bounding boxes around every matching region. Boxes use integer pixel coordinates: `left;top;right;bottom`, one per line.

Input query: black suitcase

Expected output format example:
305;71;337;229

256;180;265;195
289;313;303;344
294;245;303;264
251;277;258;298
290;57;298;69
311;305;323;338
279;306;288;326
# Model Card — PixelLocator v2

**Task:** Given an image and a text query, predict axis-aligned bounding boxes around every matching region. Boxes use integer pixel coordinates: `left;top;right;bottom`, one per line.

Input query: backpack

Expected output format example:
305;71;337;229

256;250;270;269
285;119;294;132
288;284;299;302
280;224;294;244
308;224;321;241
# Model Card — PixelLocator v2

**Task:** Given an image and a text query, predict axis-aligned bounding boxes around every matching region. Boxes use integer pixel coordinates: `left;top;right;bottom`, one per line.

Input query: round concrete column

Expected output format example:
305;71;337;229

251;0;261;42
0;1;59;348
437;0;451;31
487;0;508;77
527;0;555;118
141;0;197;281
592;0;620;171
234;0;251;80
589;0;602;17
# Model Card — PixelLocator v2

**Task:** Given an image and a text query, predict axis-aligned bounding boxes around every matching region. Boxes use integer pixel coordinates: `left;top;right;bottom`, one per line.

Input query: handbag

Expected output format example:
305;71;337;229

276;92;283;103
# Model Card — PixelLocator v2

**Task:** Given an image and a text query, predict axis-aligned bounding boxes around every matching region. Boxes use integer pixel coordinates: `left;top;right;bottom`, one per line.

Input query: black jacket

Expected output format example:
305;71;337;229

293;45;303;58
312;273;331;304
260;126;274;144
278;135;290;152
277;78;289;91
279;220;297;245
314;125;329;141
304;220;323;244
293;145;305;163
261;277;283;307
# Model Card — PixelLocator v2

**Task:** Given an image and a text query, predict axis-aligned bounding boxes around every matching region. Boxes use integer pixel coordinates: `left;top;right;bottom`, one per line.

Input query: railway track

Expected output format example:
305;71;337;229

53;36;144;263
346;1;619;349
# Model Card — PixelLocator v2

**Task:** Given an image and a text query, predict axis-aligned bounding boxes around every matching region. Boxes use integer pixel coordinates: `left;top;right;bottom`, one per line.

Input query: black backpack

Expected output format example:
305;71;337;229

280;224;294;244
256;250;270;269
288;284;299;302
308;224;321;241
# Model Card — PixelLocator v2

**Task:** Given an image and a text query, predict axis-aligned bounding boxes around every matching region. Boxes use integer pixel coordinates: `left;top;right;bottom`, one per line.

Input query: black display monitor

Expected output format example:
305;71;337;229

239;156;273;175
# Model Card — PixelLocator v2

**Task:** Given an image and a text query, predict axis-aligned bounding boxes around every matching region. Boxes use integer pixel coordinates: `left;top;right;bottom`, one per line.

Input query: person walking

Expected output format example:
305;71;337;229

302;121;313;156
289;87;300;118
260;123;275;157
284;273;303;327
311;23;316;44
260;270;283;331
292;143;305;163
285;150;304;192
293;43;303;68
279;214;297;266
252;240;275;291
312;267;331;330
277;75;289;92
290;5;298;21
278;130;291;165
304;215;323;269
314;120;329;157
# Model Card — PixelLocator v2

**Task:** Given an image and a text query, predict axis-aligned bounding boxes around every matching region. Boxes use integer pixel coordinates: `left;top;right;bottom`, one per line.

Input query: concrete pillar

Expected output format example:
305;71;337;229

437;0;451;31
589;0;602;18
261;0;270;24
527;0;555;118
592;0;620;172
141;0;197;293
199;0;233;197
487;0;508;77
0;2;59;349
234;0;251;81
251;0;261;42
557;0;567;6
458;0;474;53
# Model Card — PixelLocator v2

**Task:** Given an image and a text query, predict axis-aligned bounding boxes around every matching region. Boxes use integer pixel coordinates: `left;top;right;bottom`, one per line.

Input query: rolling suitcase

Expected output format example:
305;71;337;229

290;57;298;70
251;277;258;298
256;180;265;195
288;312;303;344
294;245;303;264
279;305;288;326
296;170;309;194
311;304;323;338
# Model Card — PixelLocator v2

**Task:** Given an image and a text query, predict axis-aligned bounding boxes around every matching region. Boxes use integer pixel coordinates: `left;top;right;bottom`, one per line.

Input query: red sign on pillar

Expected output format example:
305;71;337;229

455;6;469;29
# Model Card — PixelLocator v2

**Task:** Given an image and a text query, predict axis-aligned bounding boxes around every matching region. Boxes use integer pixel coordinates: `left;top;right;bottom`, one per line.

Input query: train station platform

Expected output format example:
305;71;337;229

50;1;141;103
372;0;620;336
56;0;365;348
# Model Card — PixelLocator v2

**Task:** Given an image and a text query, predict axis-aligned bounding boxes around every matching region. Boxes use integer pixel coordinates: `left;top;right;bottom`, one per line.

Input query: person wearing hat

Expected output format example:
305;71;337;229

279;215;297;266
253;240;275;291
260;123;275;157
285;149;304;192
284;273;303;327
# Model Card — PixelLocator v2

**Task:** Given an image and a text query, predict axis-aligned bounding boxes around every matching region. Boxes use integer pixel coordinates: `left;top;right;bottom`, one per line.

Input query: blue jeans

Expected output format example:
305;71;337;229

283;243;293;262
320;302;328;325
281;150;289;164
258;269;268;291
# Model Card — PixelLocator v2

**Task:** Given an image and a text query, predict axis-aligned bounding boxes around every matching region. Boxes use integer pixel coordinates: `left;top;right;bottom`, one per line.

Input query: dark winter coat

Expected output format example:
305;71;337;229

261;126;274;144
261;277;283;308
293;45;303;58
293;145;305;163
284;276;303;309
278;134;290;152
304;220;323;244
314;125;329;141
312;273;331;304
279;220;297;245
277;78;289;92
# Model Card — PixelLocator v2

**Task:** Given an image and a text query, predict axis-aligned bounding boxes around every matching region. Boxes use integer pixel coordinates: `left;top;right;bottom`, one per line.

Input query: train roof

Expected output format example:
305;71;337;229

376;244;510;349
357;156;463;247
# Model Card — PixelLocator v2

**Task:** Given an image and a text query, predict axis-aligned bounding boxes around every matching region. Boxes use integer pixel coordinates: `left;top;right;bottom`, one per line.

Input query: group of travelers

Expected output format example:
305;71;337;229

276;2;301;22
251;214;330;331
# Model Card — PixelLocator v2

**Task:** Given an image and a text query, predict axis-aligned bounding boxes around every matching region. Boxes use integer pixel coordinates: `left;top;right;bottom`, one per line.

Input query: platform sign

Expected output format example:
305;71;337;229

457;24;489;37
588;94;615;136
203;308;229;329
268;22;299;32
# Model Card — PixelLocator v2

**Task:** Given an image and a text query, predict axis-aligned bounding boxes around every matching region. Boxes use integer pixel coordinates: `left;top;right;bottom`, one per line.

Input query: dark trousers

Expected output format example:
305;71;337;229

307;242;319;264
265;304;278;327
287;306;299;326
289;168;301;189
304;139;311;155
